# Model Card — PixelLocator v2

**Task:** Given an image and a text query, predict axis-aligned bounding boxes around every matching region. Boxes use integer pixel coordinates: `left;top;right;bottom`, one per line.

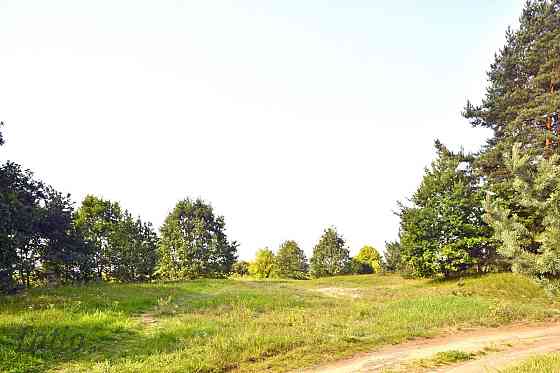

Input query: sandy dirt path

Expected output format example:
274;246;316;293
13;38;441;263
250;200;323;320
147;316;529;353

297;323;560;373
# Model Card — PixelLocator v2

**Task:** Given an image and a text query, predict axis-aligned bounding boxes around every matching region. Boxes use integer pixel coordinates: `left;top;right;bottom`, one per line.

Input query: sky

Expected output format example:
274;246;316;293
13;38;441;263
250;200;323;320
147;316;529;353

0;1;524;260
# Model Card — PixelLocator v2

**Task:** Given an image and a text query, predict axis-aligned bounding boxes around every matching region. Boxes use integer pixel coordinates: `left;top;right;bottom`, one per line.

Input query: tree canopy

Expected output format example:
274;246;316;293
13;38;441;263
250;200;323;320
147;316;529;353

353;245;382;274
310;227;351;277
249;248;276;278
456;0;560;286
74;195;158;282
484;143;560;287
463;0;560;182
383;241;402;273
275;240;308;279
0;138;92;290
398;142;495;278
158;198;237;279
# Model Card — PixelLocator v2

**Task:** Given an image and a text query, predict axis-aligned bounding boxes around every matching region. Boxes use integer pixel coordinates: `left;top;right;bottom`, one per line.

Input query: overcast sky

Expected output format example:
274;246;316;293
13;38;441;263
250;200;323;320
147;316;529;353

1;1;523;259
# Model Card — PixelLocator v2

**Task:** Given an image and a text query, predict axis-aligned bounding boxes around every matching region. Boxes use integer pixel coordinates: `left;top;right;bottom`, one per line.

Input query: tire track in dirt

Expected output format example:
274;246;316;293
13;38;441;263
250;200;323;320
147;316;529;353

297;322;560;372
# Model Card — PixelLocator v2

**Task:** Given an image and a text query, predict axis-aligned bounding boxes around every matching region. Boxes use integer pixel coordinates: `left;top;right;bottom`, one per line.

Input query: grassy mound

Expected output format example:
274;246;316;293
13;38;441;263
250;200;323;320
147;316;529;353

0;273;558;373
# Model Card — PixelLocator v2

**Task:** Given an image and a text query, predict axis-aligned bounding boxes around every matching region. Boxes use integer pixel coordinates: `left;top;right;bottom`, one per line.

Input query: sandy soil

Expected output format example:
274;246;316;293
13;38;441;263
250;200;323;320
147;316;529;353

297;322;560;373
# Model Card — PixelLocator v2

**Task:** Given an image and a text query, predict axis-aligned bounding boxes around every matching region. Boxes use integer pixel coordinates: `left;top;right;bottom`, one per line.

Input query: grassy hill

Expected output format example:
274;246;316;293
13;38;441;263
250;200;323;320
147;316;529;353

1;273;558;373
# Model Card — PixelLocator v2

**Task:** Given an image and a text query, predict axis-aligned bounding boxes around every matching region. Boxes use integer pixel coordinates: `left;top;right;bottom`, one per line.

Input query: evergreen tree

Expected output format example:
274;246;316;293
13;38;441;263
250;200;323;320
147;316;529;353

158;198;237;279
398;141;495;278
310;227;351;277
463;0;560;183
460;1;560;284
275;240;308;279
484;143;560;285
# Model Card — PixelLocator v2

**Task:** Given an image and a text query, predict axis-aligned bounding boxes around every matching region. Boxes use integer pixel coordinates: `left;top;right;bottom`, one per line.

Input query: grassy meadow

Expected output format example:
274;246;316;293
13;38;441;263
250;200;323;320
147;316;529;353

503;353;560;373
1;273;559;373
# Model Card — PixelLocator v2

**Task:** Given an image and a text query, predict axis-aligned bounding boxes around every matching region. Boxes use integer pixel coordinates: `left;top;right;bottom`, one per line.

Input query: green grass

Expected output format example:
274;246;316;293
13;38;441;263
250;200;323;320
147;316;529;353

502;353;560;372
413;350;475;368
0;273;558;373
383;349;476;372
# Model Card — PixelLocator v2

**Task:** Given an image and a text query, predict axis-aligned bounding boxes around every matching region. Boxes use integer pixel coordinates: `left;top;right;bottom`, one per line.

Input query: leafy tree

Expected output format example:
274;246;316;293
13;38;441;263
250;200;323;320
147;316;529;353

353;245;382;274
74;195;122;280
0;160;93;290
158;198;237;279
398;141;495;278
484;143;560;286
275;240;308;279
0;162;45;288
108;211;159;281
37;188;94;283
249;248;276;278
0;124;158;289
232;260;250;276
74;195;157;282
0;126;89;289
383;240;402;272
310;227;351;277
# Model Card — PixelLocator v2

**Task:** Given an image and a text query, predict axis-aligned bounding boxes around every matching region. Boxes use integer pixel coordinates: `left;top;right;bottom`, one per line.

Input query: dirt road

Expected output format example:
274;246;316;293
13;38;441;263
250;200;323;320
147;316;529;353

298;323;560;372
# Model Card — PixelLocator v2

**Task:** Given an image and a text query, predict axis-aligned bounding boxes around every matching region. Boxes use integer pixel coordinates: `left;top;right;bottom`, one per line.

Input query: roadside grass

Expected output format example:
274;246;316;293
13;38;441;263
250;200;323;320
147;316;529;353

412;350;475;368
382;350;475;372
384;344;510;373
502;353;560;373
0;273;558;373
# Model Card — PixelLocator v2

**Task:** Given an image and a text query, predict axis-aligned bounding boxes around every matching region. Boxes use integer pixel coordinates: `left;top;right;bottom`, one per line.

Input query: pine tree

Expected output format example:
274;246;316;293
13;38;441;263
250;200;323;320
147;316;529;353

463;1;560;183
484;143;560;284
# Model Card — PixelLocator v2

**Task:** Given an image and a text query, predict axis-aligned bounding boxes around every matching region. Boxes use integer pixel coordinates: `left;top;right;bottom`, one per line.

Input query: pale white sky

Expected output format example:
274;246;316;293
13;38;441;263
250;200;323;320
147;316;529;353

1;1;522;259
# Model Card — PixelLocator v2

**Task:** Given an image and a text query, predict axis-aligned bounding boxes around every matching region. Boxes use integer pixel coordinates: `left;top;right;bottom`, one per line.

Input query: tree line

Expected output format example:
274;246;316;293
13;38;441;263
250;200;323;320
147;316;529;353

0;125;241;292
4;0;557;291
235;228;383;279
389;0;560;291
0;123;383;292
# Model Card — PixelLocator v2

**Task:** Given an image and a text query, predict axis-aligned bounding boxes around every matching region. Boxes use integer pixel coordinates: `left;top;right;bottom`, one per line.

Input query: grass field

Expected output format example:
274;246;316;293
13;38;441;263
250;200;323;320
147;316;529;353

503;353;560;373
1;273;559;373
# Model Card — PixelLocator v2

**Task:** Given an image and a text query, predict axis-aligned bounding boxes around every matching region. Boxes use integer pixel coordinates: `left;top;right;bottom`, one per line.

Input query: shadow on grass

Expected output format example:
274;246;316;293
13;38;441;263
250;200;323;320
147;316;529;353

0;318;198;373
425;271;510;285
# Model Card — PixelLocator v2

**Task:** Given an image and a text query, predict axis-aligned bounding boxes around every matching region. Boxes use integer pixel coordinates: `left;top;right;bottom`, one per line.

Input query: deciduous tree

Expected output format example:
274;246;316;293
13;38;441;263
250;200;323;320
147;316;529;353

249;248;276;278
310;227;351;277
275;240;308;279
158;198;237;279
398;141;495;278
383;241;402;272
353;245;382;274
